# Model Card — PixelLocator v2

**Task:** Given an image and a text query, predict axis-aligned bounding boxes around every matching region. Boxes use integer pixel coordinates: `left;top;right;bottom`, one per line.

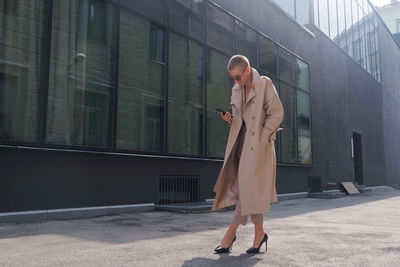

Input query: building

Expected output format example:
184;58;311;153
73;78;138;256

375;0;400;46
1;0;399;214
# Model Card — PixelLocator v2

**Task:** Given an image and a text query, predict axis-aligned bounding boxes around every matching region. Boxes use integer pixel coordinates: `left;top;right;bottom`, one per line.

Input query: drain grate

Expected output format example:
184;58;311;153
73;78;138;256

158;175;200;205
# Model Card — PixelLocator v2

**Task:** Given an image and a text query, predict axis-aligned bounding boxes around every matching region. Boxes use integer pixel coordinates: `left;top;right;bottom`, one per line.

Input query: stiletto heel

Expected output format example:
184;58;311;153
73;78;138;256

214;235;236;253
246;233;268;254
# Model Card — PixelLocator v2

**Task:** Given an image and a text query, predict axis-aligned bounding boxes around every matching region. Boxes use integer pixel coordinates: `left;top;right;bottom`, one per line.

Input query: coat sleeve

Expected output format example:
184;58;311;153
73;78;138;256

262;78;284;143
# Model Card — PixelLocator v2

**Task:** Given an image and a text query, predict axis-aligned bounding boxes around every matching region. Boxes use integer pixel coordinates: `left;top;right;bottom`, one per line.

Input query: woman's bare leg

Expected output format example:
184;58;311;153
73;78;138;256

219;222;239;248
251;222;265;248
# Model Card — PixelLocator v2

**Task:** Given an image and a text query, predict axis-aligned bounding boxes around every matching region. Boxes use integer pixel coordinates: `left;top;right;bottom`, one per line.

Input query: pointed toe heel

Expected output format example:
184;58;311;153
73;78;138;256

246;233;268;254
214;235;236;254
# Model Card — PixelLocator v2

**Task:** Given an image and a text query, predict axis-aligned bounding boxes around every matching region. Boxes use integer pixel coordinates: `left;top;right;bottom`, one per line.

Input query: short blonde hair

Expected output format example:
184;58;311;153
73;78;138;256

227;55;250;71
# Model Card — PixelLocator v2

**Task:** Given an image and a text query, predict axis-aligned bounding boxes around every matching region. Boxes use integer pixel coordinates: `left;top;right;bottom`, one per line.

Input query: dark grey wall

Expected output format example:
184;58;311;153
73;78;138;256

0;147;222;212
378;18;400;189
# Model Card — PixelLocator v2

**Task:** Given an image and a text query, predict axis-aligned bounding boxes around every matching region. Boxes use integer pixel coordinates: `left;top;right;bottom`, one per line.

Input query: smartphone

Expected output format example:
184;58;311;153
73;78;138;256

216;108;226;115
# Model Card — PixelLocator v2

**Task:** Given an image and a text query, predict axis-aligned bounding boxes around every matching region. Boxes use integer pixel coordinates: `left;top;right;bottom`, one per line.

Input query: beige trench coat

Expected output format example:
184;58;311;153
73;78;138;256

211;68;284;216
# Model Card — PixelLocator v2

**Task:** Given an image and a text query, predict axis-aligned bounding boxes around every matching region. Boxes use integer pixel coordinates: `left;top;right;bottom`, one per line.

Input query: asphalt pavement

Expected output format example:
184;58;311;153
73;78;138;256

1;187;400;267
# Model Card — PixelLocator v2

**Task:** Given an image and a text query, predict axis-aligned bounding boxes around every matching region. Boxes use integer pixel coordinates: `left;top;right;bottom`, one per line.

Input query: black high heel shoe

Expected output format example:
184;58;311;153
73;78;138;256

214;235;237;253
246;233;268;254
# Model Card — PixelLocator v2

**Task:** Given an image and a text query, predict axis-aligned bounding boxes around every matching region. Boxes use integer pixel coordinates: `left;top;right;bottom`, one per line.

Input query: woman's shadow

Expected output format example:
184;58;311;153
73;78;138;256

182;253;263;266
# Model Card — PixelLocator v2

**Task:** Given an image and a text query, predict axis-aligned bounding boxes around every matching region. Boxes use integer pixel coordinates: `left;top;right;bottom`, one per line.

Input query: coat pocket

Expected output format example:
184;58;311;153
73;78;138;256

262;127;283;145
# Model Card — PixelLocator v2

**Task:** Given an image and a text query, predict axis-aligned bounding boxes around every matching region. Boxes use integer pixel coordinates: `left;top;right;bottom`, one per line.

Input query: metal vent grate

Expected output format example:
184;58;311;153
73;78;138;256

158;175;200;205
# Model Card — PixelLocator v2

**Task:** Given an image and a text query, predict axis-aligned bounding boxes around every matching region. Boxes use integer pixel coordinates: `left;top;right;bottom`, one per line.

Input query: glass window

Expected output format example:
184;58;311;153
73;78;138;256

271;77;280;94
345;0;354;57
329;0;338;40
274;0;295;17
297;90;312;164
318;0;329;36
295;0;309;25
259;35;278;76
0;0;17;13
295;58;309;92
206;49;231;157
280;82;297;163
361;0;370;70
279;48;294;85
362;0;369;15
116;10;165;152
352;0;361;63
168;33;204;155
397;19;400;33
314;0;319;27
366;4;375;76
46;0;117;148
150;24;166;63
337;0;346;50
169;0;204;40
235;20;257;67
84;0;106;44
206;4;234;54
375;48;381;82
353;37;362;64
267;75;281;162
0;0;48;143
368;28;378;78
358;4;366;69
363;16;371;73
121;0;166;24
373;16;381;82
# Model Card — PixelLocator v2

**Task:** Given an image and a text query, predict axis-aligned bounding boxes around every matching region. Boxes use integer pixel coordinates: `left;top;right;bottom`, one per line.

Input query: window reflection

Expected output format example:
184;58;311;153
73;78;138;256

259;36;278;76
206;4;234;54
273;0;310;26
206;49;231;157
169;0;204;40
0;0;47;142
295;58;309;92
318;0;329;36
46;0;117;148
337;0;346;50
280;82;297;163
117;10;165;152
345;0;354;57
329;0;338;40
279;48;294;85
315;0;381;82
235;20;257;66
168;33;204;155
296;0;309;25
121;0;165;24
297;90;312;164
274;0;294;17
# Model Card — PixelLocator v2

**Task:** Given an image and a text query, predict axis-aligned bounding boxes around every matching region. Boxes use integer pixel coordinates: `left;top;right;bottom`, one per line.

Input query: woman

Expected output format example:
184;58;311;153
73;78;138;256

212;55;284;254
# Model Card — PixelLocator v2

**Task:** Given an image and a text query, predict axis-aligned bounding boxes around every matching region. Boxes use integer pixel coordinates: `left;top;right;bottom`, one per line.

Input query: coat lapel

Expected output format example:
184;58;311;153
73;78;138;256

244;88;256;108
231;84;242;117
242;68;262;111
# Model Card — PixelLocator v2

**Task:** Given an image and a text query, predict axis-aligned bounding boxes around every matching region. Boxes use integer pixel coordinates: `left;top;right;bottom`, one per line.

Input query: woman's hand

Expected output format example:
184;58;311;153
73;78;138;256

220;111;233;124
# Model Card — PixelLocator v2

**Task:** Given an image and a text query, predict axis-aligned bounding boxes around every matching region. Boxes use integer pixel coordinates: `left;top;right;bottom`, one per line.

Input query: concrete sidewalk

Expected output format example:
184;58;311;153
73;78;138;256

1;187;400;267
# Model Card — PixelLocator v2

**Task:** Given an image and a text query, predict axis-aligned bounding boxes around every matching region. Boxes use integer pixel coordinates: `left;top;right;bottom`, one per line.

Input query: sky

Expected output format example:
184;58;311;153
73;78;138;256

369;0;392;8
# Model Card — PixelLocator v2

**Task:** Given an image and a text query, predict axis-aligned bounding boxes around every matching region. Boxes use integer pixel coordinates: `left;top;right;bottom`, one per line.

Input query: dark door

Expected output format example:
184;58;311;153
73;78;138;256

352;132;364;184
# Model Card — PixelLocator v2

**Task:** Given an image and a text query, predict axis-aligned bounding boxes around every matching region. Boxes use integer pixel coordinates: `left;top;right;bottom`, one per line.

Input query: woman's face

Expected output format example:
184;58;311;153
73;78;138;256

229;66;250;87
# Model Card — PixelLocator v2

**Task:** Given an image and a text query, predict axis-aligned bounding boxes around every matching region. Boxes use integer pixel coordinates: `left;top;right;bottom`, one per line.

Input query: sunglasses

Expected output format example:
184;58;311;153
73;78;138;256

228;68;247;82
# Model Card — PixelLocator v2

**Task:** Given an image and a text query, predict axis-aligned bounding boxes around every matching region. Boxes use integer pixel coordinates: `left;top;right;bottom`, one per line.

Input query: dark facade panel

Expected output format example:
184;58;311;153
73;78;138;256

0;147;222;212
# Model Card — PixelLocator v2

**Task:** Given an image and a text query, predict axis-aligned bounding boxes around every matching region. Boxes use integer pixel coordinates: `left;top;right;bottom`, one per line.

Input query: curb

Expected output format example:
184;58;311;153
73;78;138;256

0;186;396;223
